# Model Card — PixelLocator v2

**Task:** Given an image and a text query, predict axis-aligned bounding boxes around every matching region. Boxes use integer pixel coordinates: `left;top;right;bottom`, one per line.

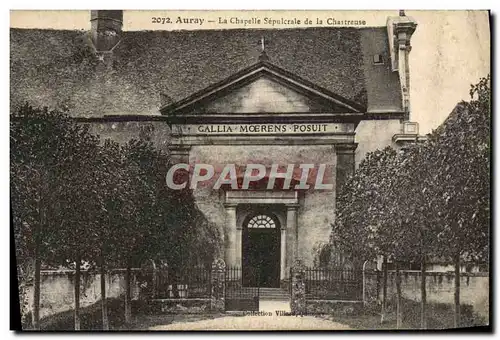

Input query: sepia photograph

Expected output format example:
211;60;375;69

9;8;491;331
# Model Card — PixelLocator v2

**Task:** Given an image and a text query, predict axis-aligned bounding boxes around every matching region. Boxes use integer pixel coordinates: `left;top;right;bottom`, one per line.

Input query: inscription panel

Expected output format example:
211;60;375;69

172;123;355;135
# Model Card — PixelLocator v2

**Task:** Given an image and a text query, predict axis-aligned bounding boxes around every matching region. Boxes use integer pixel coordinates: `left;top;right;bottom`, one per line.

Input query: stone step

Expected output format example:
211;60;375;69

259;296;290;301
258;288;290;300
233;288;290;299
259;290;288;294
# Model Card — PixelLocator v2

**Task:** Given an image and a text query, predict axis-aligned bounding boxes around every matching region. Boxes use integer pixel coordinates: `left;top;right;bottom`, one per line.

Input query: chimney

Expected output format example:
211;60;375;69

387;10;417;118
90;10;123;52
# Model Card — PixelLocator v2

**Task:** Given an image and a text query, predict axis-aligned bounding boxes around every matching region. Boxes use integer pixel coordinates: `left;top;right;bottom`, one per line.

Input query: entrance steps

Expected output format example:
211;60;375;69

259;288;290;300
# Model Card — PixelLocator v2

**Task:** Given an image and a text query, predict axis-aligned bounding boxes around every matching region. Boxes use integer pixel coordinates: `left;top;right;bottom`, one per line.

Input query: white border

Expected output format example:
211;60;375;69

2;1;496;339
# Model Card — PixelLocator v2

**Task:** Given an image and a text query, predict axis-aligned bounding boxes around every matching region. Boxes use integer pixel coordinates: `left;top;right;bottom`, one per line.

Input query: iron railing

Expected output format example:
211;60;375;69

225;267;260;311
304;267;363;301
155;266;211;299
225;267;260;298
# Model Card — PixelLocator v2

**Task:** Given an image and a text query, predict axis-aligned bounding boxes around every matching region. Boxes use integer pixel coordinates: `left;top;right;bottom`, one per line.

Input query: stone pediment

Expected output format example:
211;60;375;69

161;61;365;118
187;76;335;114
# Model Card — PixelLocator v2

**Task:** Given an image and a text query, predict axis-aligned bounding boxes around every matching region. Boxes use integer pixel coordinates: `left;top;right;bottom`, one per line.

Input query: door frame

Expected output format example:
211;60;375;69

241;208;281;288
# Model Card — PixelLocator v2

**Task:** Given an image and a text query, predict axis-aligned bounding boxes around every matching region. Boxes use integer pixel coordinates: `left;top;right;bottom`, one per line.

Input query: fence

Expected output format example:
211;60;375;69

225;267;260;311
154;266;211;299
143;261;260;312
304;267;363;301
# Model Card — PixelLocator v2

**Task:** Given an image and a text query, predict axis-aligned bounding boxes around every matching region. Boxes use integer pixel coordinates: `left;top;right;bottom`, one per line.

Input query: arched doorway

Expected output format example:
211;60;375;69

242;211;281;288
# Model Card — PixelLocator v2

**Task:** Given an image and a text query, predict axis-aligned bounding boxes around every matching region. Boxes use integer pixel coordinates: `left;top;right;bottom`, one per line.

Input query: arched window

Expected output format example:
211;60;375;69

247;214;276;229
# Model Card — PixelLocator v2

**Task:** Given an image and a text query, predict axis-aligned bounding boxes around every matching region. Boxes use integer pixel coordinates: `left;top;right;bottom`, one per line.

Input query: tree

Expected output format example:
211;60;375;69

50;122;103;331
12;106;221;330
11;105;100;329
330;146;408;323
109;139;163;323
428;75;490;327
327;75;490;329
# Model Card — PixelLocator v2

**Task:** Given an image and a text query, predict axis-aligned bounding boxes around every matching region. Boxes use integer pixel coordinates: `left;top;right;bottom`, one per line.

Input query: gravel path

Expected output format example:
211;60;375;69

149;300;352;331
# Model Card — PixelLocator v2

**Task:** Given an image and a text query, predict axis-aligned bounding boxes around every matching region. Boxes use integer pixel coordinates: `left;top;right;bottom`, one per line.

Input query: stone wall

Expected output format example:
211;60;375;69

24;269;141;320
365;270;489;320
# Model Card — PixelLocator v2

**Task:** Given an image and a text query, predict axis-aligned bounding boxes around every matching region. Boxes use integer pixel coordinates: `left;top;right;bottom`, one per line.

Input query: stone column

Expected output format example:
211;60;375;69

290;259;306;315
335;143;357;193
280;225;287;281
168;145;191;164
286;204;299;264
235;222;243;270
224;204;238;268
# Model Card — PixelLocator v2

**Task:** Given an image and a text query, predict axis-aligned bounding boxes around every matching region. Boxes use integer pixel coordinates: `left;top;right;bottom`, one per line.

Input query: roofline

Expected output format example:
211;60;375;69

46;112;406;123
159;60;366;114
165;113;365;125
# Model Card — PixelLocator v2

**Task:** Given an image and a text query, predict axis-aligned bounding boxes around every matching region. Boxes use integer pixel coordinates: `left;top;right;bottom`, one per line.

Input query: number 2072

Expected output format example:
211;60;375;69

152;17;172;24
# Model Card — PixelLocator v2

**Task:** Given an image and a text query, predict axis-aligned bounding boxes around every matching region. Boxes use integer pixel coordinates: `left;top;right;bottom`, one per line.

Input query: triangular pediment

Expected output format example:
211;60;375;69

160;61;365;115
190;76;337;114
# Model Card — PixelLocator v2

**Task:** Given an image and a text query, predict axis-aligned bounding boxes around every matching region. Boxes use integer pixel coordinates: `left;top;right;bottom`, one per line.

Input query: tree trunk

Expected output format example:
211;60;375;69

171;268;179;298
395;261;402;329
380;256;388;324
376;269;380;302
32;248;41;330
420;253;427;329
74;256;81;331
454;253;461;328
124;262;132;324
32;215;42;331
32;180;46;331
100;257;109;330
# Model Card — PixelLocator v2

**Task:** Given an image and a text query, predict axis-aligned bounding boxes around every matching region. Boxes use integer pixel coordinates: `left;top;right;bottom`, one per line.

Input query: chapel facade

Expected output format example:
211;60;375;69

10;10;424;288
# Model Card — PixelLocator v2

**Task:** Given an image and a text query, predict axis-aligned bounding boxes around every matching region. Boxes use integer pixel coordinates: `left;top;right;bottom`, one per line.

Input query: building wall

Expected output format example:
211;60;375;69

354;119;402;166
190;144;336;266
79;119;401;266
80;118;401;170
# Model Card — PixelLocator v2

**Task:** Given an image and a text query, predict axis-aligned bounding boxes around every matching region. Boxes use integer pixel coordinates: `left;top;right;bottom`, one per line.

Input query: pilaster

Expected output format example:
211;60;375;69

168;145;191;164
224;203;239;269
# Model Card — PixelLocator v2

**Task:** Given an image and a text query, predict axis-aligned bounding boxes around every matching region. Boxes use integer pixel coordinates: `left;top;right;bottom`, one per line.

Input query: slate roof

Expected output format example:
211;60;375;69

10;27;403;117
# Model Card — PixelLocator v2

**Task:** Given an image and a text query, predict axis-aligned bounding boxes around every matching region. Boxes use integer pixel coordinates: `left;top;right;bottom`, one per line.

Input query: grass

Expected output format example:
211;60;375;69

320;299;489;330
27;297;226;331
